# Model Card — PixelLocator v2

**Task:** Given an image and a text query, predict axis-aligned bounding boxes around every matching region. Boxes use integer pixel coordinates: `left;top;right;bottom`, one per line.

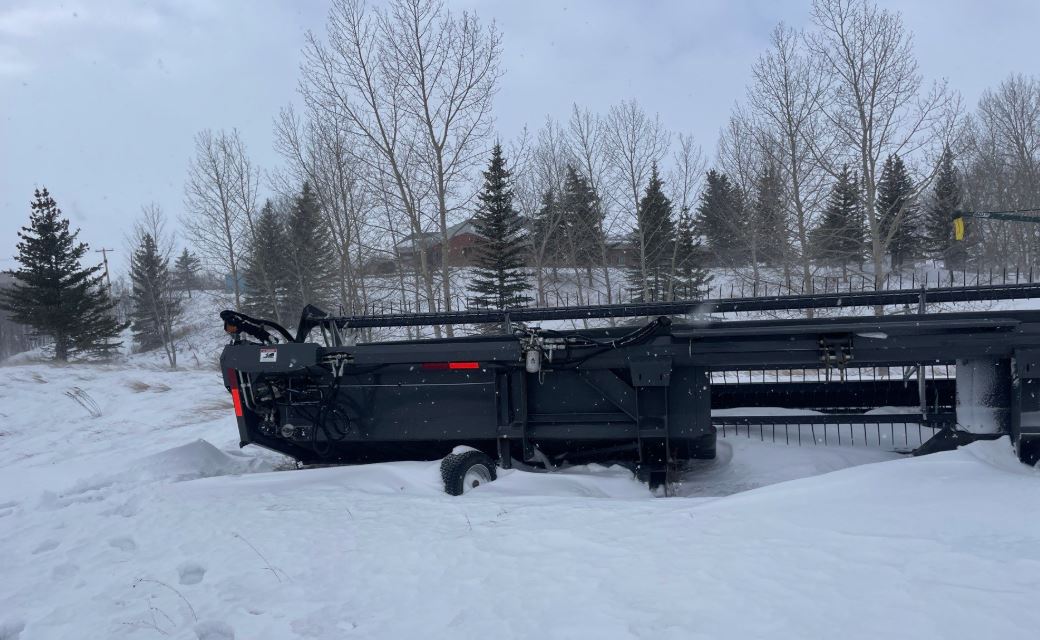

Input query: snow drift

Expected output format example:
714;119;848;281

1;362;1039;639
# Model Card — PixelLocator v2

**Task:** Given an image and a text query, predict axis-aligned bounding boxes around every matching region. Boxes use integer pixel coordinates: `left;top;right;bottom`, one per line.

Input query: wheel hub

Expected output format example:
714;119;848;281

462;465;492;492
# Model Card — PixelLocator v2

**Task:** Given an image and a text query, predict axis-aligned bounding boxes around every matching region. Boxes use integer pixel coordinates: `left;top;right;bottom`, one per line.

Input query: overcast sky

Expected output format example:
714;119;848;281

2;0;1039;275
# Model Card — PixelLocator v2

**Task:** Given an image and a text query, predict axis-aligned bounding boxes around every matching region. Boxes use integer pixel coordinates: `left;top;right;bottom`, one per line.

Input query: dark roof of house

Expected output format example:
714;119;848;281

399;218;483;249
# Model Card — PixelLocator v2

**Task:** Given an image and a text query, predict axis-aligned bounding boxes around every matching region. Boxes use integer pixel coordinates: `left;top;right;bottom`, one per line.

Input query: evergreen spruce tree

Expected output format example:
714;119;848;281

244;200;293;323
0;188;125;360
730;183;750;265
129;233;182;362
811;165;865;272
559;166;605;274
532;187;562;269
753;164;788;267
467;144;531;309
697;170;742;265
285;183;335;318
627;164;676;301
924;147;969;267
877;154;920;270
173;248;202;298
672;206;713;299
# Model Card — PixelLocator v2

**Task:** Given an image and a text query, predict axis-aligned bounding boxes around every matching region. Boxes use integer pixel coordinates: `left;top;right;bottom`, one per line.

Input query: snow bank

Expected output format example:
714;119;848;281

2;363;1040;640
45;440;273;505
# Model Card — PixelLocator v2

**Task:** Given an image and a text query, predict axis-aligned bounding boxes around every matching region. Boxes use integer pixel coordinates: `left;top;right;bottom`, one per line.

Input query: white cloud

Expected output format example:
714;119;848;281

0;1;166;77
0;5;80;36
0;44;32;76
0;2;161;38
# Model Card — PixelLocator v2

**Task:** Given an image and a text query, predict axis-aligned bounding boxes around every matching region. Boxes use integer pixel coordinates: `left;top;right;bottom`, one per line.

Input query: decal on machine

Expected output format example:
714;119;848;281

259;348;278;363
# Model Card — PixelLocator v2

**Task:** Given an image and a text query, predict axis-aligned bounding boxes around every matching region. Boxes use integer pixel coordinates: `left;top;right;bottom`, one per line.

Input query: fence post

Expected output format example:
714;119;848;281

918;288;927;417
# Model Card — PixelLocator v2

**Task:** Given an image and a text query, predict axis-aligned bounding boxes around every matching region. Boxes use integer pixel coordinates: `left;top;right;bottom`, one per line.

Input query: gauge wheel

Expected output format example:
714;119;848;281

441;450;497;496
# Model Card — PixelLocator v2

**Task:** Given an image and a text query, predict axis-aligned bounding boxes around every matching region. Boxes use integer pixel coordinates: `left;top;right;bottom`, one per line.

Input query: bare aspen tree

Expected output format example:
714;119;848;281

976;75;1040;183
183;129;248;308
967;75;1040;267
507;126;536;225
807;0;958;295
301;0;499;336
506;126;540;300
748;23;831;306
666;133;706;299
718;109;764;281
602;99;670;301
566;105;609;305
302;0;441;335
382;0;502;332
528;117;572;305
373;169;422;339
223;131;264;307
275;104;373;316
570;103;643;308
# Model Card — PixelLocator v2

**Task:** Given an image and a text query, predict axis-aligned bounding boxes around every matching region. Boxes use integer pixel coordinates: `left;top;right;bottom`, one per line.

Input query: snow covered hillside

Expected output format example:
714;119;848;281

2;354;1039;639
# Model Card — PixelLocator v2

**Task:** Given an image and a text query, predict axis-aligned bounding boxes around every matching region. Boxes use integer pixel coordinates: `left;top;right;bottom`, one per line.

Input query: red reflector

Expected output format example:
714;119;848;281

230;388;244;417
227;368;244;417
422;361;480;370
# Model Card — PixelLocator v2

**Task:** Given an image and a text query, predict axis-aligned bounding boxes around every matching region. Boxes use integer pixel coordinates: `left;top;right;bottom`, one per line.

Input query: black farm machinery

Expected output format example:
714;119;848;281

219;282;1040;494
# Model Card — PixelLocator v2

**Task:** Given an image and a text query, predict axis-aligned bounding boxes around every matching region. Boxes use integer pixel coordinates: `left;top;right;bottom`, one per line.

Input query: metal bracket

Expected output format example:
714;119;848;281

819;335;853;381
629;357;673;387
579;369;637;419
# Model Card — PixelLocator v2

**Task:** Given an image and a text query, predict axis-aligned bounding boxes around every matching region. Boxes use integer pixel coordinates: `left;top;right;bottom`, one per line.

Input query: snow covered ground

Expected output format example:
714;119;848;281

2;356;1039;640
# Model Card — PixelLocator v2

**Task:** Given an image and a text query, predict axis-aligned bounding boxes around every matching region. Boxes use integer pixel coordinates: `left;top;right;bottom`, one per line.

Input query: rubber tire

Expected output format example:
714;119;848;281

441;450;497;496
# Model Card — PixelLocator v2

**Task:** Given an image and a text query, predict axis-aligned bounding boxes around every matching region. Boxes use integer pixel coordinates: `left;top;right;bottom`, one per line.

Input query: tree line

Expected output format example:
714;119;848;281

0;190;203;363
179;0;1040;331
6;0;1040;361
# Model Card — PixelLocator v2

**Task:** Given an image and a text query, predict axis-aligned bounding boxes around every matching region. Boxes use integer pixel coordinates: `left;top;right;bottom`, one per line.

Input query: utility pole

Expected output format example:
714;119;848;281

95;248;115;295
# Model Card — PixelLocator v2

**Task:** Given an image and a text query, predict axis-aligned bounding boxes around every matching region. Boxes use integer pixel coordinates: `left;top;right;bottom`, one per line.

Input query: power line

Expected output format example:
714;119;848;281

95;248;115;294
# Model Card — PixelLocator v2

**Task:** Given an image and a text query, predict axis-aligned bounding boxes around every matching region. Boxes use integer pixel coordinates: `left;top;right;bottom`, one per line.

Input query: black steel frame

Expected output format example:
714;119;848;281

318;282;1040;330
222;303;1040;484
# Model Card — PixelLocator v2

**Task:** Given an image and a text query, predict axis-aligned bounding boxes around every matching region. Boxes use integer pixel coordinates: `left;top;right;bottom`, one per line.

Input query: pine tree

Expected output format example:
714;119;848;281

877;154;920;270
173;248;202;299
0;188;125;360
285;183;335;319
559;166;605;273
924;147;969;267
531;187;562;268
129;233;182;364
627;164;676;302
467;144;531;309
672;206;712;299
730;183;750;265
697;170;742;265
753;164;788;267
244;200;293;323
811;165;865;272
